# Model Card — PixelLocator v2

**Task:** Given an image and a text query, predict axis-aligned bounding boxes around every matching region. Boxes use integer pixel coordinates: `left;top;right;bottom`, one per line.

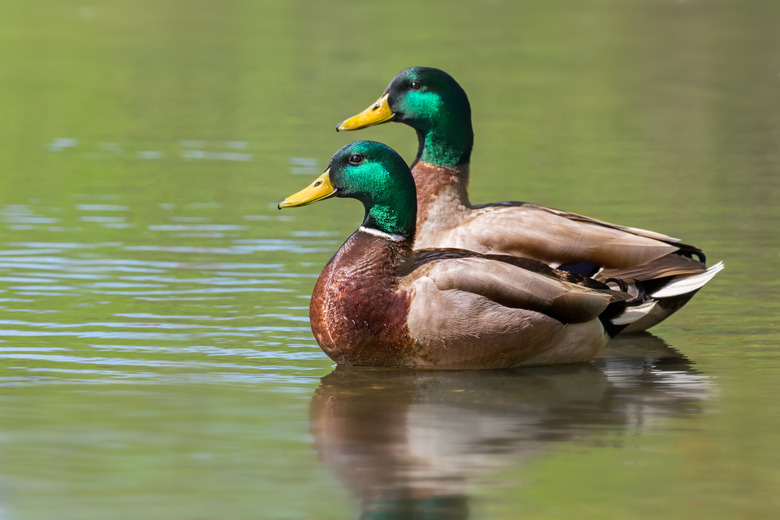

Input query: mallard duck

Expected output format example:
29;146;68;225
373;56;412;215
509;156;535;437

336;67;723;333
279;141;633;369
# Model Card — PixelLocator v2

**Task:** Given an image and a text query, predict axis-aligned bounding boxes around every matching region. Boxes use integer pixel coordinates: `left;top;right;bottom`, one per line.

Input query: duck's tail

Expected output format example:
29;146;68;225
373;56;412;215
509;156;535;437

650;261;725;299
605;261;724;334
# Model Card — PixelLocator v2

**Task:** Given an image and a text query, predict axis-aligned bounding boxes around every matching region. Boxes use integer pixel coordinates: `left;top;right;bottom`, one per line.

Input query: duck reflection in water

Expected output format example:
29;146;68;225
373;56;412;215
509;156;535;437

309;333;712;519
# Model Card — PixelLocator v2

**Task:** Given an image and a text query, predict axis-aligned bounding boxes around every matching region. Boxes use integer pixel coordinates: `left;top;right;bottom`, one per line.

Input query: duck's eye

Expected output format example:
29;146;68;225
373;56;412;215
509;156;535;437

348;154;364;165
410;81;421;90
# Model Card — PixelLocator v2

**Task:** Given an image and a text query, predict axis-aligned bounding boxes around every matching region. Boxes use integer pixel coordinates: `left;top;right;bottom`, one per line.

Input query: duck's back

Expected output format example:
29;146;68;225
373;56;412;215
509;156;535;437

419;202;690;269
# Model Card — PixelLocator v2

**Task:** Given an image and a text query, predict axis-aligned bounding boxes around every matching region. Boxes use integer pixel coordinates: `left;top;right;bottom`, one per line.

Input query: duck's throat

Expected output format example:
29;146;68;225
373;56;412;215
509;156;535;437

412;161;471;241
363;201;416;240
415;121;473;168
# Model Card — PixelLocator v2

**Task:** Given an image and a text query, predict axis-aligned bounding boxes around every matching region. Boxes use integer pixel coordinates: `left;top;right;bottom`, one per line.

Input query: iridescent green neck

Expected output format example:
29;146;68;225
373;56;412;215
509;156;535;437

403;92;473;167
361;189;416;239
416;117;473;167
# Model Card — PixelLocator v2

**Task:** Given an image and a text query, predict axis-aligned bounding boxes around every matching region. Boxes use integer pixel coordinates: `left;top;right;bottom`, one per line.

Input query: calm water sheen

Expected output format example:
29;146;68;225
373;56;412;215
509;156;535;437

1;1;779;519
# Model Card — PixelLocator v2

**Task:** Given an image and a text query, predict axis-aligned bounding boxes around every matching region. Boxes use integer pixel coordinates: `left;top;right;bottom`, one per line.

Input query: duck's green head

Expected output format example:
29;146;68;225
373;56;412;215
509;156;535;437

278;141;417;239
336;67;473;168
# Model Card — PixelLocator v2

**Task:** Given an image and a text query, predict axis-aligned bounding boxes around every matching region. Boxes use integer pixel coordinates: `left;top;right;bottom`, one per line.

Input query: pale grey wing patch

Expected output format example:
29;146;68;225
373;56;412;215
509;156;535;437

420;258;613;323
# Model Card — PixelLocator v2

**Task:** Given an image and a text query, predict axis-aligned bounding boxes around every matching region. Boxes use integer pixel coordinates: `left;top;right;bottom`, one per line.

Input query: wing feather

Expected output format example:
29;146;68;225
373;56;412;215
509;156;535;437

423;203;684;269
414;257;621;324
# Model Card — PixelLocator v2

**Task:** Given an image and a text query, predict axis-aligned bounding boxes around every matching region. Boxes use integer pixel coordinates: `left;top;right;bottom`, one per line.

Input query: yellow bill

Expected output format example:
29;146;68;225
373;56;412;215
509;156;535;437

278;170;337;209
336;93;394;131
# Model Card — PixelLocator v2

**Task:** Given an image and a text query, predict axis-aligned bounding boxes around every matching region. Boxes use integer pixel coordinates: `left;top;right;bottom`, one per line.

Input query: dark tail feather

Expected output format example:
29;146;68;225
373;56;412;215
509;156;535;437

599;300;630;338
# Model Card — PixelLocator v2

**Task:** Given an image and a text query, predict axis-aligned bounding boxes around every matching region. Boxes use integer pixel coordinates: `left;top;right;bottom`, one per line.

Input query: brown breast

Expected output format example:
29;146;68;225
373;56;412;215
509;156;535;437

309;230;415;366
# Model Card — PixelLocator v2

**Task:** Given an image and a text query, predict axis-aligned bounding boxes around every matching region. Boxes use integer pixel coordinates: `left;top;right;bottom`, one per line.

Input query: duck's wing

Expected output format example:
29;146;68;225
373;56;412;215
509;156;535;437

407;254;627;325
422;202;697;271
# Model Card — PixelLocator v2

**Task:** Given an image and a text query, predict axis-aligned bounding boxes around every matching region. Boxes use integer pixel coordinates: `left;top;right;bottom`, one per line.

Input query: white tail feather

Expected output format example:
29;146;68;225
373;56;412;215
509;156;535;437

651;261;724;299
612;301;657;326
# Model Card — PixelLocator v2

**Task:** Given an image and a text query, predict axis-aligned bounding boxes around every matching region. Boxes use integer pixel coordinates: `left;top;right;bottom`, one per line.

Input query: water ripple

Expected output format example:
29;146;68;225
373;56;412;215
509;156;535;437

0;319;309;332
0;210;328;387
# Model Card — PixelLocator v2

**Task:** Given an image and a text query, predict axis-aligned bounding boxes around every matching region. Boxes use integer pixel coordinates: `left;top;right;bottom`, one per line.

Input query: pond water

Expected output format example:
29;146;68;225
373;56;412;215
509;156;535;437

1;1;779;519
